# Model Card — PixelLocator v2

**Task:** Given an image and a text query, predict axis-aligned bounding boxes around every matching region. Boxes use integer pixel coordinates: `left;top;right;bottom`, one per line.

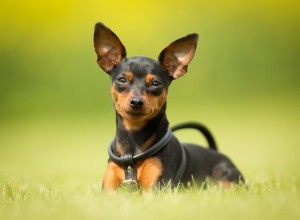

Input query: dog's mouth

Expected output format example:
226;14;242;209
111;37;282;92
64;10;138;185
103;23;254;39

126;110;146;118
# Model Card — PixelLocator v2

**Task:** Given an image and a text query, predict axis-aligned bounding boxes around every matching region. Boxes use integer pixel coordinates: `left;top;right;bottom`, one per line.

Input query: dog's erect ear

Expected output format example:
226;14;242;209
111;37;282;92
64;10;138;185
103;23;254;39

158;34;198;79
94;22;126;73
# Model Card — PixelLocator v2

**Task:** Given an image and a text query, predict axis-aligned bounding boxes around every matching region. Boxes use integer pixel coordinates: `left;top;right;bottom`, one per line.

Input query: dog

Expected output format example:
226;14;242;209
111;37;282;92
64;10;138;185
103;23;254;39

93;22;244;192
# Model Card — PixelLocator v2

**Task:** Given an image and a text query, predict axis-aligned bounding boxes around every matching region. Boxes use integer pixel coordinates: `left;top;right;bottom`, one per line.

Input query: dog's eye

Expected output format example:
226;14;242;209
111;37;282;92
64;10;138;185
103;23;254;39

150;79;161;87
117;77;128;84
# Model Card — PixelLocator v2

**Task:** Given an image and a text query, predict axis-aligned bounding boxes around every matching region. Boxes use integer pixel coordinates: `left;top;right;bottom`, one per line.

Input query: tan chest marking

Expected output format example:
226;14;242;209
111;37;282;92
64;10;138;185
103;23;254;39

102;157;162;191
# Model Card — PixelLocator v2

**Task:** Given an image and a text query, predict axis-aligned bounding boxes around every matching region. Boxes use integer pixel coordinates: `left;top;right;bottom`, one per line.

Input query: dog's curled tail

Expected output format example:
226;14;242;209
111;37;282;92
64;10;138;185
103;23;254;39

171;122;218;151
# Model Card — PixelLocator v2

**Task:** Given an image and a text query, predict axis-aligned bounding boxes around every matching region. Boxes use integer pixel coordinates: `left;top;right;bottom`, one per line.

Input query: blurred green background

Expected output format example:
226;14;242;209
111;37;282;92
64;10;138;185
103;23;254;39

0;0;299;184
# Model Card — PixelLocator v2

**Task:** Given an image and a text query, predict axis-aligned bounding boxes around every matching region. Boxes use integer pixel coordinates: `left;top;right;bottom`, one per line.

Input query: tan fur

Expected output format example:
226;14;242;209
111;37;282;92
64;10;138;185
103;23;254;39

137;157;163;191
111;81;167;131
102;162;124;190
102;157;162;192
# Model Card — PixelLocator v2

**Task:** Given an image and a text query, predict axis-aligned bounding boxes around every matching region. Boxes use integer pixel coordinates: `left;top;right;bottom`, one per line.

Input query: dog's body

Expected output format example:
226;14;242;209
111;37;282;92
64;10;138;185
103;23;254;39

94;23;244;191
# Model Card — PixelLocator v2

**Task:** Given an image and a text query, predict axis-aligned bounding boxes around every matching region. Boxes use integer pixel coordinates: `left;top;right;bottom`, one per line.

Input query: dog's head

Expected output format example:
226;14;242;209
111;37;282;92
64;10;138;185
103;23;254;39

93;22;198;130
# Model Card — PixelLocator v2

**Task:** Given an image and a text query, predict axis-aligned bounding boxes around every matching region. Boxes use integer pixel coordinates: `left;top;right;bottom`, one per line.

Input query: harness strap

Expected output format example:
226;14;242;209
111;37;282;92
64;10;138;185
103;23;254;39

120;154;137;181
173;143;187;185
108;128;172;165
108;128;187;189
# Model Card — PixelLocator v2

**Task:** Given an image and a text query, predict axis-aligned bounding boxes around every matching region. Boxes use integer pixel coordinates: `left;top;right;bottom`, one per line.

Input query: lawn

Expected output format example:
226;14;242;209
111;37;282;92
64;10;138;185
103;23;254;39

1;178;299;220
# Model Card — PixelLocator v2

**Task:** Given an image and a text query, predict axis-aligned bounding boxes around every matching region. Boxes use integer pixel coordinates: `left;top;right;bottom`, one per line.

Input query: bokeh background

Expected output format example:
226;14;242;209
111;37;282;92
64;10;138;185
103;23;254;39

0;0;299;185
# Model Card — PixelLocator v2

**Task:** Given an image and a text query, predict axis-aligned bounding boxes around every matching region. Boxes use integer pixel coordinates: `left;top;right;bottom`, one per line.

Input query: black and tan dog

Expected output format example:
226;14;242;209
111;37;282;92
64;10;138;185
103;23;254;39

93;22;244;192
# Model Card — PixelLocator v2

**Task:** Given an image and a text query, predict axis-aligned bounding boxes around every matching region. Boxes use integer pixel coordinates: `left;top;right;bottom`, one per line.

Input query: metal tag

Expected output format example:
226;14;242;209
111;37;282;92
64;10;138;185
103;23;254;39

121;179;139;192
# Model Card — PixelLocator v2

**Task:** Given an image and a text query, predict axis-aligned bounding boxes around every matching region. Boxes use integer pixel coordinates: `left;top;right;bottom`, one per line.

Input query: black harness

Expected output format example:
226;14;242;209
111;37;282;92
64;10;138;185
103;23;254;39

108;128;187;190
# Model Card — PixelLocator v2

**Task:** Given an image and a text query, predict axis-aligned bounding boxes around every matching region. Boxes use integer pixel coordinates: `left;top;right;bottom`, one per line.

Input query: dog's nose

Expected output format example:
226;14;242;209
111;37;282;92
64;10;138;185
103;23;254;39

130;98;144;109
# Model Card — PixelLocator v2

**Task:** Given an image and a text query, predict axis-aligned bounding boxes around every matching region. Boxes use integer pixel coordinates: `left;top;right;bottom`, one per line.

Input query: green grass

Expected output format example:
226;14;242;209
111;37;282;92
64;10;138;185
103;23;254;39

1;177;299;220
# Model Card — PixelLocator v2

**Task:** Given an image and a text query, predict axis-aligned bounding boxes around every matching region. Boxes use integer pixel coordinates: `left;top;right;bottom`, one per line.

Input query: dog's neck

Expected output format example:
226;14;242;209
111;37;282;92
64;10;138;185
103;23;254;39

114;104;169;156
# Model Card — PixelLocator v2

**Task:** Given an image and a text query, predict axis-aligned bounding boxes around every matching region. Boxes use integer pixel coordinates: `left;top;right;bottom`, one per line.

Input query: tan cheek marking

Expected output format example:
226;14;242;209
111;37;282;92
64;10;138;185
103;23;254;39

102;162;124;191
111;84;119;102
143;89;167;117
111;85;132;118
137;157;163;191
156;89;167;109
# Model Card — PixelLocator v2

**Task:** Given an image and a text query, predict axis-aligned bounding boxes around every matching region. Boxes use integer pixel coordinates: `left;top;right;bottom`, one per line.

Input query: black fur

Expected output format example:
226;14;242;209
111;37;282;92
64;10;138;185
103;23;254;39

94;22;244;190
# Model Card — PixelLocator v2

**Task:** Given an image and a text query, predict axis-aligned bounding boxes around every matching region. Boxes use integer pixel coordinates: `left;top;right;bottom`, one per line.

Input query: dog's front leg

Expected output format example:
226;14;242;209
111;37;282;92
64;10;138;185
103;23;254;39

102;161;124;191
